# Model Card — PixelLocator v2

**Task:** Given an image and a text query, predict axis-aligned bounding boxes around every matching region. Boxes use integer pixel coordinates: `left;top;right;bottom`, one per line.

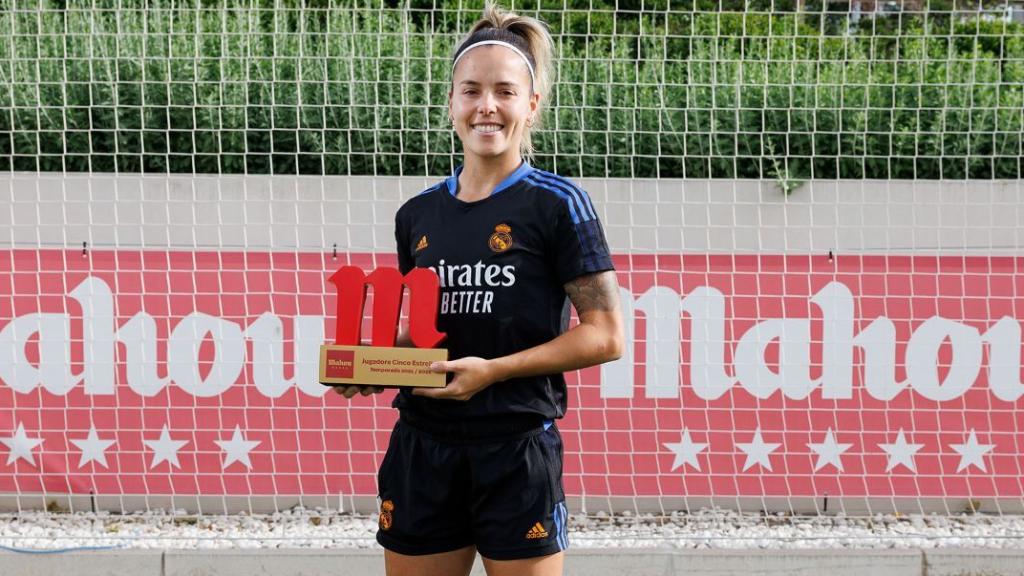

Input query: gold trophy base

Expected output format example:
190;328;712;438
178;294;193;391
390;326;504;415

319;345;448;388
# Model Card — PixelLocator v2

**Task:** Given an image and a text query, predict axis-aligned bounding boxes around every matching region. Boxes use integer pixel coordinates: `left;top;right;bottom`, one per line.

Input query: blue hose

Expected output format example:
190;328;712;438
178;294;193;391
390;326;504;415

0;544;122;554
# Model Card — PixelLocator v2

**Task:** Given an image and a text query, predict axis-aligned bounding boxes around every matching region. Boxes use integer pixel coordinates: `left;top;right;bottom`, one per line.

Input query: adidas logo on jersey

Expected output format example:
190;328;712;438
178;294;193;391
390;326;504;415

525;522;549;539
415;235;429;252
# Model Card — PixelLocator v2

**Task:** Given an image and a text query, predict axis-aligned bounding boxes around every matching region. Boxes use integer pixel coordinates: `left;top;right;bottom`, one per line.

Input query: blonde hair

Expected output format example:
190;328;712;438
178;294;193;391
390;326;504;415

453;2;554;161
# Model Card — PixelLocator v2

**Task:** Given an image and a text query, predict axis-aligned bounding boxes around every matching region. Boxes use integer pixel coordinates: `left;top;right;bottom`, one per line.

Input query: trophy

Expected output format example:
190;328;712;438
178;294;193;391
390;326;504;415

319;266;448;388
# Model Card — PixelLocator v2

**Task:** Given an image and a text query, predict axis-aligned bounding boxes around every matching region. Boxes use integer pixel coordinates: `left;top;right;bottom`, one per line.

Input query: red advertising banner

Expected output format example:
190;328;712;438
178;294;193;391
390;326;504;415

0;250;1022;498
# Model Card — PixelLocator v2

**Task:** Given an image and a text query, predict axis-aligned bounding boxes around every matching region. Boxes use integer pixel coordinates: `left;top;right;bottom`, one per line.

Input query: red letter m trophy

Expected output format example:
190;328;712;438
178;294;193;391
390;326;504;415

319;266;448;388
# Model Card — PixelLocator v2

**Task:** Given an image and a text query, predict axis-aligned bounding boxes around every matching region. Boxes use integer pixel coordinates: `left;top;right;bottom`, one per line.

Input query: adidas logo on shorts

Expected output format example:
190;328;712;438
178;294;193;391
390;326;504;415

525;521;549;539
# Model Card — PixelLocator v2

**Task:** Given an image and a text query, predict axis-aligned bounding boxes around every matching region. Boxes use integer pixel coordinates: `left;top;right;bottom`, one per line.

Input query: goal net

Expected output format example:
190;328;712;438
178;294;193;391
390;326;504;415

0;0;1022;521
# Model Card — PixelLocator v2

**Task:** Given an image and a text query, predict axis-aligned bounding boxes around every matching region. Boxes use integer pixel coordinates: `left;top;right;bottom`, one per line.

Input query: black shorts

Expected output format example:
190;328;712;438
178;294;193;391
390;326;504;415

375;414;569;560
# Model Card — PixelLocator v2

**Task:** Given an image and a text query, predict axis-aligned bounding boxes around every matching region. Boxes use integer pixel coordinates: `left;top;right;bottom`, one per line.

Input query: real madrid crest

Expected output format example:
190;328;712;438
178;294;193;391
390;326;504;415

379;499;394;531
489;223;513;253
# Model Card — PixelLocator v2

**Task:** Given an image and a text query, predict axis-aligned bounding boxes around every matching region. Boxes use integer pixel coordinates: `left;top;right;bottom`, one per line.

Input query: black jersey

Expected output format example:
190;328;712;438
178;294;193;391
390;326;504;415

392;161;614;421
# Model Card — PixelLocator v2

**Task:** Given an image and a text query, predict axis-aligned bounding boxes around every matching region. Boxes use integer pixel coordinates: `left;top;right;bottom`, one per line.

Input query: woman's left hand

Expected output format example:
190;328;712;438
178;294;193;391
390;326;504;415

411;357;497;401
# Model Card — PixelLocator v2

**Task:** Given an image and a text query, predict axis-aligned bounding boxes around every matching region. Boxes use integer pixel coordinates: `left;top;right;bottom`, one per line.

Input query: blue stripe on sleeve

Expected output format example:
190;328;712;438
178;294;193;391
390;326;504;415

528;172;598;222
579;220;613;270
525;175;585;225
526;175;611;274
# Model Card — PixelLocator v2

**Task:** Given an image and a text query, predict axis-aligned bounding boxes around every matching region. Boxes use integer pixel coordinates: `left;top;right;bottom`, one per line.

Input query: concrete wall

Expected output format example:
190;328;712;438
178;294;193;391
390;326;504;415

3;548;1024;576
2;174;1021;255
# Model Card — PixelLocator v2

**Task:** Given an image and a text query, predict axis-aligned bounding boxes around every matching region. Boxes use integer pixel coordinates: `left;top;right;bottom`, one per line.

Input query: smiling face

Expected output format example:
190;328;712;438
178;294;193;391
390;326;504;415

449;44;539;163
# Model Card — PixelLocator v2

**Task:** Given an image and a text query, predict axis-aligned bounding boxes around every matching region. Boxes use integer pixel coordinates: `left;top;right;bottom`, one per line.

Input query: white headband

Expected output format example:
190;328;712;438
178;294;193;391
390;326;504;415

451;40;536;86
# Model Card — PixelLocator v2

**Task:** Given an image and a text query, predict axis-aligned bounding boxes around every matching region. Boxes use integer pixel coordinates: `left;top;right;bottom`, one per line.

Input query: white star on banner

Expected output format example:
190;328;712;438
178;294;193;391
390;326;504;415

807;429;853;472
144;426;189;470
214;426;261;470
950;429;995;473
70;427;116;469
0;423;43;467
736;428;780;472
663;429;709;472
879;429;924;473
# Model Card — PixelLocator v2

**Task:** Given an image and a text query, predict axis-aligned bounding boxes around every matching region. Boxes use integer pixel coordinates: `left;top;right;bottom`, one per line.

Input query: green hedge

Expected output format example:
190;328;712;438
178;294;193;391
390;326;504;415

1;0;1021;179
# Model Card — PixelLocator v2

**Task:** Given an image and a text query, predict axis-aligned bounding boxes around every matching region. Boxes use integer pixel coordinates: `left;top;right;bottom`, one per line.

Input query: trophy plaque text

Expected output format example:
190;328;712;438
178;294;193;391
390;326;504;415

320;266;448;388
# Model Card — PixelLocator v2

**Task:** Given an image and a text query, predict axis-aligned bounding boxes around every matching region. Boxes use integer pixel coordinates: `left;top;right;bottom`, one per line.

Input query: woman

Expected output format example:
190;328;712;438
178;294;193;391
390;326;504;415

336;4;623;575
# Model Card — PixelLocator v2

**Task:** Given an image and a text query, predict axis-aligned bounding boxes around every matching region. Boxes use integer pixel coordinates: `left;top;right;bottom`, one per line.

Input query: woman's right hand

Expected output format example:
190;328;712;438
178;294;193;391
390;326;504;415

332;385;386;398
332;329;406;398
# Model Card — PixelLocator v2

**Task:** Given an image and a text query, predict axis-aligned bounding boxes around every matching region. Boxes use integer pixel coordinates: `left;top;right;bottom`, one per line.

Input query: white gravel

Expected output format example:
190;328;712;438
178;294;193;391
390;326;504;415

1;507;1023;552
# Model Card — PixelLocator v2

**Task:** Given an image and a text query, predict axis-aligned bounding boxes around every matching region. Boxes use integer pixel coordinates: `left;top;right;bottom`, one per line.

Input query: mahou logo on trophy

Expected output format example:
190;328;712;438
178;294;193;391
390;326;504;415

319;266;448;388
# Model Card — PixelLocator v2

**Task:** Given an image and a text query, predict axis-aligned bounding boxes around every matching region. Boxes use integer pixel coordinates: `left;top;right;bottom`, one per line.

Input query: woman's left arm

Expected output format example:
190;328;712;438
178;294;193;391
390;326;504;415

412;270;624;401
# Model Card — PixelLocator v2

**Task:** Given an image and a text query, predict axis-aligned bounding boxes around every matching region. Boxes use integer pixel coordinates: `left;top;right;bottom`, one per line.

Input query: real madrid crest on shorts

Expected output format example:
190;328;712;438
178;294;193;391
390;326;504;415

489;223;513;253
379;499;394;531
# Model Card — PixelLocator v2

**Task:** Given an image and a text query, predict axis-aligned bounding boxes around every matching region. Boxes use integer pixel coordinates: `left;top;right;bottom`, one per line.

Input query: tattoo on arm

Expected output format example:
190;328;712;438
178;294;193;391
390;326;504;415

564;271;620;314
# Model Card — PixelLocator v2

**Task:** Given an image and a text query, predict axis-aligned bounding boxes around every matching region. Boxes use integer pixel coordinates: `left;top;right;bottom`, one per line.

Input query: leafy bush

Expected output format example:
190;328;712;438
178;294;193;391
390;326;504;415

0;0;1021;179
